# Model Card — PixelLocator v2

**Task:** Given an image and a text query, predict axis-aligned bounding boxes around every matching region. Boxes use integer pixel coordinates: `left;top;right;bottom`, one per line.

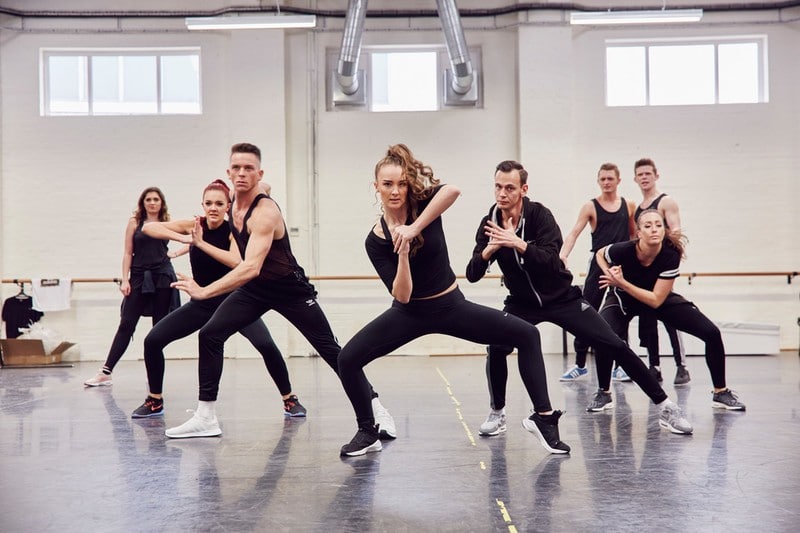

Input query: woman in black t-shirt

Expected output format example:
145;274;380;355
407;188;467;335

338;144;570;457
130;179;304;421
84;187;177;387
596;209;745;411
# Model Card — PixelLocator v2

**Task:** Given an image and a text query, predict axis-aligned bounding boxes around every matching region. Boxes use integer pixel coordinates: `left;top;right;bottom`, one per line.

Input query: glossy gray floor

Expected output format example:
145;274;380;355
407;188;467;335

1;352;798;532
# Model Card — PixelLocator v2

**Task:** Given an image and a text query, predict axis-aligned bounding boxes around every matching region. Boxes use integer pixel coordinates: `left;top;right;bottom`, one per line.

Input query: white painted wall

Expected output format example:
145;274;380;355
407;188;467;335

1;7;798;367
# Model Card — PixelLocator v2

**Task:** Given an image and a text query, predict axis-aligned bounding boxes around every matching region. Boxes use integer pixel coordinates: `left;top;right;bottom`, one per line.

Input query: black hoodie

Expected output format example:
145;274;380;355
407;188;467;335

466;197;575;307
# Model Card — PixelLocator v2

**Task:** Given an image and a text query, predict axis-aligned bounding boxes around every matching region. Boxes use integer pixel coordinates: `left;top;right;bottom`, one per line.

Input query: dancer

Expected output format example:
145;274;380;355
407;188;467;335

633;158;690;385
166;142;394;439
466;160;692;436
596;209;745;411
84;187;177;387
133;179;305;419
558;162;636;381
337;144;570;457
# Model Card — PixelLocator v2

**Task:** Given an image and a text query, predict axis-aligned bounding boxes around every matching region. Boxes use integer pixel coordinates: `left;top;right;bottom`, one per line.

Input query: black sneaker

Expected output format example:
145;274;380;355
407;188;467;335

674;365;691;385
649;366;663;383
340;425;382;457
712;389;746;411
283;395;307;417
522;411;571;454
131;396;164;418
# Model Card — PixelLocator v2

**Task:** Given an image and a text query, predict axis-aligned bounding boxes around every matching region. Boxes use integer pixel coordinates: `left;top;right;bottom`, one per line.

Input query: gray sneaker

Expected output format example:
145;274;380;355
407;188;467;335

674;365;691;385
712;389;746;411
586;389;614;412
658;403;693;434
479;409;507;436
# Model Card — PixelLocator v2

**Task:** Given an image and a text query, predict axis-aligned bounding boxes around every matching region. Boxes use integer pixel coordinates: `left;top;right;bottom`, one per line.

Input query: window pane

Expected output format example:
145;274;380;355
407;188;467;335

606;47;646;106
92;55;157;114
649;45;715;105
718;43;759;104
370;52;437;112
160;55;201;114
47;56;88;114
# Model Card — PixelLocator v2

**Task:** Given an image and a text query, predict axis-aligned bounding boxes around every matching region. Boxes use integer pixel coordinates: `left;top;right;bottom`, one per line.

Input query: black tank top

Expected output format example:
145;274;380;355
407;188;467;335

190;219;232;287
229;194;301;281
590;197;630;252
131;222;169;271
635;193;669;229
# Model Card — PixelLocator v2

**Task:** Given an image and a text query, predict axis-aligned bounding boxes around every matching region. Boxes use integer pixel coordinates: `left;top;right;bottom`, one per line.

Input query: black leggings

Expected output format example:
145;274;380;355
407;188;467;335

197;286;341;402
572;257;605;366
638;312;686;367
338;288;552;429
599;295;727;389
103;287;173;371
488;292;667;408
143;297;290;396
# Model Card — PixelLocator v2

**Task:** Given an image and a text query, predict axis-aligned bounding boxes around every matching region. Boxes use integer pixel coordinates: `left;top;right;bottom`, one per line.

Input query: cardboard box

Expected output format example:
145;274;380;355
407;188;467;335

0;339;75;366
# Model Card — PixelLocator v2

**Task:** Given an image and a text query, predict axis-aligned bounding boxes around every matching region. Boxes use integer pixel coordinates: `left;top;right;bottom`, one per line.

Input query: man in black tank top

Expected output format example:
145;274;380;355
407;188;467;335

559;163;635;381
634;157;690;386
165;142;394;440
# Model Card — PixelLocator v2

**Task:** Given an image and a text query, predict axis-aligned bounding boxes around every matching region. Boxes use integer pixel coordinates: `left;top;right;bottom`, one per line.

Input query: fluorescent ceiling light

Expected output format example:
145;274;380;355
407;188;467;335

185;14;317;30
570;9;703;25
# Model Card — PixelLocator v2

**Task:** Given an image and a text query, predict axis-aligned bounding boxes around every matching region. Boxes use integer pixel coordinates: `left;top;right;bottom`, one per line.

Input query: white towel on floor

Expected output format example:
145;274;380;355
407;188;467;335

31;278;72;311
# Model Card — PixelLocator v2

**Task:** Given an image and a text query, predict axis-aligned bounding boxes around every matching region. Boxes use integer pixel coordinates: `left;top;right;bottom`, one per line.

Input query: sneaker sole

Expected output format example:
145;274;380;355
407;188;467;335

341;440;382;457
131;411;164;419
284;412;307;418
658;419;693;434
712;402;746;411
84;382;112;387
522;419;570;454
673;380;691;386
479;425;507;437
559;375;588;382
586;401;614;413
165;428;222;439
378;429;397;440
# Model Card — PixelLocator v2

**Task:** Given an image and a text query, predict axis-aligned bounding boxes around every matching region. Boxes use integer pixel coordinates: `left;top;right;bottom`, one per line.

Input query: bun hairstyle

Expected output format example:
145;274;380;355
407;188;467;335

204;178;231;197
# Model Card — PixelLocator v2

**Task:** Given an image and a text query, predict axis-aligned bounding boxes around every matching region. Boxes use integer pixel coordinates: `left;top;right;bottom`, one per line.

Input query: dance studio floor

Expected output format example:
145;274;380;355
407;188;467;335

1;351;798;532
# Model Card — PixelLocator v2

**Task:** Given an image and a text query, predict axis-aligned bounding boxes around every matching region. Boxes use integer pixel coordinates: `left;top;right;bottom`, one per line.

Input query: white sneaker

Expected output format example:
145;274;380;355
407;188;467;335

372;397;397;440
658;403;693;435
479;409;507;436
165;411;222;439
84;371;112;387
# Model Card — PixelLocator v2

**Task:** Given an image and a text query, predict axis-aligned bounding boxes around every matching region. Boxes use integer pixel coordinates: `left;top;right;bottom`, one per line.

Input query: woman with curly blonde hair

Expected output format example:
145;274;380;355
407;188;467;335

337;144;570;457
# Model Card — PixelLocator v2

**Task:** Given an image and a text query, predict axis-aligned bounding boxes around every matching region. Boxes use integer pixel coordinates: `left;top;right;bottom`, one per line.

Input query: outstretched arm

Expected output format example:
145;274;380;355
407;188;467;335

559;201;594;268
119;218;136;296
172;202;278;299
142;219;195;244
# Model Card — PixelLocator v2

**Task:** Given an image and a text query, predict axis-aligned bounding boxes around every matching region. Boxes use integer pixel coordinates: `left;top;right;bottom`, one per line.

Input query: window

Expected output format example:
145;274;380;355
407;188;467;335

327;46;482;111
41;48;201;116
605;36;767;107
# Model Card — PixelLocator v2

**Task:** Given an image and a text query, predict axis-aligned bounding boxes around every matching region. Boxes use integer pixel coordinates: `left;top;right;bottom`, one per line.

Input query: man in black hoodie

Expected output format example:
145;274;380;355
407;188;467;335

466;160;692;437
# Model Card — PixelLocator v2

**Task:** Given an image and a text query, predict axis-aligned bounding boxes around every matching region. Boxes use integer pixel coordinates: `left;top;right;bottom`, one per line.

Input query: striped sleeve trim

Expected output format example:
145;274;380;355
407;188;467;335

659;267;680;279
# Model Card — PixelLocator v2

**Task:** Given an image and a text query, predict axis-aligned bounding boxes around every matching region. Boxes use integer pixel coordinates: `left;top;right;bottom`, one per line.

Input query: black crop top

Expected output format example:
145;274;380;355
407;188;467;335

365;185;456;299
229;194;302;281
190;219;232;287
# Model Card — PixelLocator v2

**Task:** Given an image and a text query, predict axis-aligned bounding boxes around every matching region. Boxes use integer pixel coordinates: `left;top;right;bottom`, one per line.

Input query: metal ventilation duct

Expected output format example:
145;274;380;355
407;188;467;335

436;0;474;97
335;0;368;97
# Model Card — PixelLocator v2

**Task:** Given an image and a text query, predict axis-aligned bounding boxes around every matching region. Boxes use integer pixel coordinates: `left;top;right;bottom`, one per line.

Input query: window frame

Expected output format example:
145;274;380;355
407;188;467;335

40;47;202;116
605;35;768;107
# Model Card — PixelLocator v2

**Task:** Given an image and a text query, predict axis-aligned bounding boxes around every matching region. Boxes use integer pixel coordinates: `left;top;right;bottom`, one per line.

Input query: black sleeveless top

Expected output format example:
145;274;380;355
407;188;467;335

229;194;304;282
132;222;169;271
635;193;669;229
590;197;630;252
190;219;232;287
